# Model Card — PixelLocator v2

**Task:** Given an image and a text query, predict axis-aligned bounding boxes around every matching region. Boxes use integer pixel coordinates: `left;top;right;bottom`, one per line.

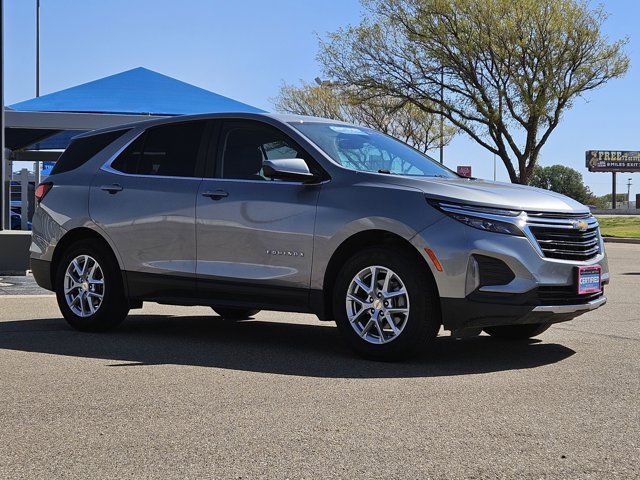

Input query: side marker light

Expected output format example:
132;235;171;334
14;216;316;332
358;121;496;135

424;248;443;272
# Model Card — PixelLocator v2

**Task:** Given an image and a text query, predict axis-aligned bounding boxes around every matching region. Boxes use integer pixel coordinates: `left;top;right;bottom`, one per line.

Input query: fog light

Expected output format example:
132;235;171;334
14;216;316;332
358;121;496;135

465;256;480;295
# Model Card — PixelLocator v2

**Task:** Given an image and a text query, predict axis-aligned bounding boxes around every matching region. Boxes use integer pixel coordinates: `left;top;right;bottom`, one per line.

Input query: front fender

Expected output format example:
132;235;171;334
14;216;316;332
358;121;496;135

310;180;443;290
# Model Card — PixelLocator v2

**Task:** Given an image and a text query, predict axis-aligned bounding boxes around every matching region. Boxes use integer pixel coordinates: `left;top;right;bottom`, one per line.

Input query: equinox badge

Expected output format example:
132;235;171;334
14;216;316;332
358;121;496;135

266;249;305;257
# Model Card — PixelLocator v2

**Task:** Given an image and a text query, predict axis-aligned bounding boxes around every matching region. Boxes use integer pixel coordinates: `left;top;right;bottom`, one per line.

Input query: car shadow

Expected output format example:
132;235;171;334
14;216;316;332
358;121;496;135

0;314;575;378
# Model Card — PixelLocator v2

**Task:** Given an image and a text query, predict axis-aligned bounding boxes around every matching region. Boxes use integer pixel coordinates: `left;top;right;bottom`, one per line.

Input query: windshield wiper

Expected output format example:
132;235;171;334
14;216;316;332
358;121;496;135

378;169;395;174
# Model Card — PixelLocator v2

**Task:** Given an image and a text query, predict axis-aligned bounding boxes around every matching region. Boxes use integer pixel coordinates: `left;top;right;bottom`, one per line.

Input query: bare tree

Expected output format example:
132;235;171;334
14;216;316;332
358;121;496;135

319;0;629;183
274;81;455;153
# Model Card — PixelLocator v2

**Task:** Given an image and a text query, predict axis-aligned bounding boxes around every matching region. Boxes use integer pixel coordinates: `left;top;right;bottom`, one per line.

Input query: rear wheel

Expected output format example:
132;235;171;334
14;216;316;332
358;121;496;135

333;247;440;361
55;240;129;332
483;323;551;340
212;307;261;320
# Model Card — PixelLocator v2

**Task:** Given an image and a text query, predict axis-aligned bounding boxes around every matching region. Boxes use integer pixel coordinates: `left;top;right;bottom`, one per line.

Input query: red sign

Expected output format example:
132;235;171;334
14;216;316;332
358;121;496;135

457;166;472;177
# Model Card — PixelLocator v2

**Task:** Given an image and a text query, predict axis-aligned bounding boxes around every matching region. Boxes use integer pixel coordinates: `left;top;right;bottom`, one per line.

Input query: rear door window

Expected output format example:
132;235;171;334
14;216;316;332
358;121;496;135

110;134;144;174
111;121;207;178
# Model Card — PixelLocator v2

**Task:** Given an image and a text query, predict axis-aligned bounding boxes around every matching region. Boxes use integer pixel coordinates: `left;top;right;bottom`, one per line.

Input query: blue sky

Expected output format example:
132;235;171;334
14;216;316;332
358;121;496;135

5;0;639;196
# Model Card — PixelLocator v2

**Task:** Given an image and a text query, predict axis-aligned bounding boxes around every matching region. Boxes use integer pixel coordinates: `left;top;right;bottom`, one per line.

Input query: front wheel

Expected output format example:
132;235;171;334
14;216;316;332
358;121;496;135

333;247;440;361
483;323;551;340
55;240;129;332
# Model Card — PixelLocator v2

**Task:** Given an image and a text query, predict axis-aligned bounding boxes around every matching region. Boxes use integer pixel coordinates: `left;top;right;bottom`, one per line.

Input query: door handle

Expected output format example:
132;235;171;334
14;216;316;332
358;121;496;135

100;184;123;194
202;190;229;200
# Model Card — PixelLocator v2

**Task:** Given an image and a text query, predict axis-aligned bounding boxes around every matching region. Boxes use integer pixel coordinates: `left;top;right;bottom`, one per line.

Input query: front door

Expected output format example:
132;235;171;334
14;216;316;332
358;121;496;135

90;120;209;299
196;120;321;310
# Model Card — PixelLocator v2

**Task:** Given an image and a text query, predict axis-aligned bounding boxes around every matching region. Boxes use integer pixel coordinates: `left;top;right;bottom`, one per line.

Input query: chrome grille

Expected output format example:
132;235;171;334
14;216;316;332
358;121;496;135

526;213;600;261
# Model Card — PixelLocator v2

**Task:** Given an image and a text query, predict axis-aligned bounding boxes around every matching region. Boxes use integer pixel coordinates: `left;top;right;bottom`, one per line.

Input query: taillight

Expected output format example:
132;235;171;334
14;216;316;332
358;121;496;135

35;182;53;204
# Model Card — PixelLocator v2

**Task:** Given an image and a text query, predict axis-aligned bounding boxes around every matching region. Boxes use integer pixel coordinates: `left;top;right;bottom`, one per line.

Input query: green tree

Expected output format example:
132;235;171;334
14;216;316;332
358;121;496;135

274;81;456;153
529;165;595;204
593;193;626;209
319;0;629;183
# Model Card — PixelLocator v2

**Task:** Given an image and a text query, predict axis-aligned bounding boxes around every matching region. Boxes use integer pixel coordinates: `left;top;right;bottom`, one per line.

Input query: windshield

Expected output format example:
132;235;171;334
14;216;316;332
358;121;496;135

290;122;457;178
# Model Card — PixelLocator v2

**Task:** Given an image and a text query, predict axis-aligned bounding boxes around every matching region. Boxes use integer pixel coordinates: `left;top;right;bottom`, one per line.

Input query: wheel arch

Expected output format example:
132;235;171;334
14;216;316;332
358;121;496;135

316;229;440;321
50;227;125;293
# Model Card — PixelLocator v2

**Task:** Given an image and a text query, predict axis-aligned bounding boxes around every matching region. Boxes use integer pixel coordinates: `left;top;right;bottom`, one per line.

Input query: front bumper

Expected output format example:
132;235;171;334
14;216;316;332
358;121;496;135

441;294;606;332
532;296;607;314
412;214;610;332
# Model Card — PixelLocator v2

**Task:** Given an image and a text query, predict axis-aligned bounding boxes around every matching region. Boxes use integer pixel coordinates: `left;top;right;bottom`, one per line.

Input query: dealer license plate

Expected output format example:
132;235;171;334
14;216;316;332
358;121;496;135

577;265;602;295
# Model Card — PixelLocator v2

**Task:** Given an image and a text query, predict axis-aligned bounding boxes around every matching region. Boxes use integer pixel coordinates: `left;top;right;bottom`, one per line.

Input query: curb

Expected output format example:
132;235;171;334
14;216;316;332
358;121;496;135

603;237;640;244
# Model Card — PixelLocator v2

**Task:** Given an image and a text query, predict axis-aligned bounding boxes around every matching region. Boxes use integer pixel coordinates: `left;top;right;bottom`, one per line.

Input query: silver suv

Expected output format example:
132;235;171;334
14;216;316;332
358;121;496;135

30;113;608;360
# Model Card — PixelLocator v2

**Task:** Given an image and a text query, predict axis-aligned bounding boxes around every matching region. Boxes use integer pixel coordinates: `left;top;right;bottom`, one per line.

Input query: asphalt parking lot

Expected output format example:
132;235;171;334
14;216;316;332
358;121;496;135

0;243;638;479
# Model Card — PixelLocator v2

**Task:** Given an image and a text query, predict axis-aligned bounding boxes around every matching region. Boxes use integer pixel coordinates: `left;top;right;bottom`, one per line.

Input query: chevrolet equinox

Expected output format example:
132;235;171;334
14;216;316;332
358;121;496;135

30;113;608;360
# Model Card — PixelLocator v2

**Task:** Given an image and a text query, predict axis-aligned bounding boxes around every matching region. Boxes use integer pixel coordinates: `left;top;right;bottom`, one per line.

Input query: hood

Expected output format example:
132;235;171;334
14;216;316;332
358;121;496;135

387;176;589;214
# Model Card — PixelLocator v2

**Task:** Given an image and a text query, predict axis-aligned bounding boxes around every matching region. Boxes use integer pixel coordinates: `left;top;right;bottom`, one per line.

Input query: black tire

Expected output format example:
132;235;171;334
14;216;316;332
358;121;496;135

212;307;261;320
332;247;440;361
55;239;129;332
483;323;551;340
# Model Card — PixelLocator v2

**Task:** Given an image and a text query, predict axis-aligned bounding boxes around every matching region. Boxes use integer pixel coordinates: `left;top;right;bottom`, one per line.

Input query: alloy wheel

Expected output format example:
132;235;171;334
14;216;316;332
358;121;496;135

345;265;410;344
64;255;105;317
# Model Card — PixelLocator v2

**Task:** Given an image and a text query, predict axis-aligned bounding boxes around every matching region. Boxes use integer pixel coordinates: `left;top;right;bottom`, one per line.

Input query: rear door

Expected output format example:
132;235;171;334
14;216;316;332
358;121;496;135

195;119;321;309
90;120;210;299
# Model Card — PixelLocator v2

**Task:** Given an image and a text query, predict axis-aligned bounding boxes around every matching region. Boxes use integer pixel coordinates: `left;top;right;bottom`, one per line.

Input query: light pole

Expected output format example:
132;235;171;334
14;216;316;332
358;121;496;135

33;0;41;188
627;178;632;209
493;153;496;181
439;66;444;165
36;0;40;97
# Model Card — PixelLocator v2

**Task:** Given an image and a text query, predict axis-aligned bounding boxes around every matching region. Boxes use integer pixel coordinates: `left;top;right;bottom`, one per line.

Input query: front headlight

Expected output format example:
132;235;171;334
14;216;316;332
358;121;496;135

429;200;526;237
448;212;525;236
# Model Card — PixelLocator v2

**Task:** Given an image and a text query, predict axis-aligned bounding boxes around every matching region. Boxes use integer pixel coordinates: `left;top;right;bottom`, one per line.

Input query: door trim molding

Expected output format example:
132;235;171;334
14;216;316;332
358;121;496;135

126;270;313;313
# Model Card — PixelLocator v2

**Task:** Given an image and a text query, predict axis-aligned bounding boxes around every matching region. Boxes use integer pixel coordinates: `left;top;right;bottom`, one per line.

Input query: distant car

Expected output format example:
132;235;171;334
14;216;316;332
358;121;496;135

10;211;20;229
30;113;609;360
10;210;32;231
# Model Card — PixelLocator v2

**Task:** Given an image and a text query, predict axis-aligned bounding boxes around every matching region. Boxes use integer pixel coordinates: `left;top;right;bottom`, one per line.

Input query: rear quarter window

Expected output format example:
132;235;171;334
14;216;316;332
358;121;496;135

50;129;130;175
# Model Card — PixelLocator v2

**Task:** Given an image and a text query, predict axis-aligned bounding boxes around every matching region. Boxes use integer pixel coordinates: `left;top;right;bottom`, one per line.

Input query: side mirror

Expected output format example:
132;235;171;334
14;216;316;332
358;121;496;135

263;158;317;183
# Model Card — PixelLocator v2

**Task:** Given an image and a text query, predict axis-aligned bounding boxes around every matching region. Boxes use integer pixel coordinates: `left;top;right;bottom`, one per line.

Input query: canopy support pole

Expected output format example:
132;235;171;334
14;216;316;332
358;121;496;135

0;0;7;231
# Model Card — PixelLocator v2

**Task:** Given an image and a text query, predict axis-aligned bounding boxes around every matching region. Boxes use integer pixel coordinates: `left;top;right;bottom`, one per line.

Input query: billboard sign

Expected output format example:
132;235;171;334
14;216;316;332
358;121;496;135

586;150;640;173
457;165;472;177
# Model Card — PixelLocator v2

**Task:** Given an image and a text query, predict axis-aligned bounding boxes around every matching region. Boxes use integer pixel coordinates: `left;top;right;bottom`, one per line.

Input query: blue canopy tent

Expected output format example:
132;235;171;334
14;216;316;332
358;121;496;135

6;67;264;154
10;67;264;116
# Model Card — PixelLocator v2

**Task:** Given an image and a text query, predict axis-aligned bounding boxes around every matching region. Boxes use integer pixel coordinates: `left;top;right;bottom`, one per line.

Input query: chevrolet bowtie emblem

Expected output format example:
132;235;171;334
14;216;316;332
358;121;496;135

574;220;589;231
